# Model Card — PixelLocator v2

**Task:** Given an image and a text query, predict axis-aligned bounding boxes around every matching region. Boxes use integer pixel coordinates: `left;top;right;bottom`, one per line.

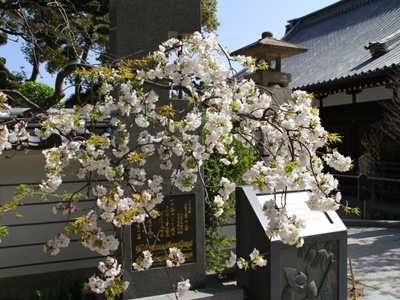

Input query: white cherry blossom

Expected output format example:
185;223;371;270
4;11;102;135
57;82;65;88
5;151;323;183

0;32;355;299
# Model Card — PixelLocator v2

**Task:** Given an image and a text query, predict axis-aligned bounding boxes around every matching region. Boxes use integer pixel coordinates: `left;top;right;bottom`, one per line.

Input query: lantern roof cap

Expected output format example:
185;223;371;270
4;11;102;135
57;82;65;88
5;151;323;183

231;32;308;59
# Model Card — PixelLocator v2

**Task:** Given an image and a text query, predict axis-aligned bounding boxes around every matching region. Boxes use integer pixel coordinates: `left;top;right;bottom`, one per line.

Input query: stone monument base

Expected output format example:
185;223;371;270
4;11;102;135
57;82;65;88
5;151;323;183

82;275;243;300
132;285;243;300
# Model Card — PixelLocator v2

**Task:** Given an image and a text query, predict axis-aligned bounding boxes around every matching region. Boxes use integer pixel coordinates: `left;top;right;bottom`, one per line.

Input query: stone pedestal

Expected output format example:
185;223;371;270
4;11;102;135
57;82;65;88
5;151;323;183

236;186;347;300
83;275;243;300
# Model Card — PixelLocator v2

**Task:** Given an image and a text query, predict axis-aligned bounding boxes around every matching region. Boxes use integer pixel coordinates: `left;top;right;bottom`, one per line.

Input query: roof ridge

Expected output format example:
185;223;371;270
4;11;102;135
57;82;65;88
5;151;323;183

286;0;377;32
381;29;400;48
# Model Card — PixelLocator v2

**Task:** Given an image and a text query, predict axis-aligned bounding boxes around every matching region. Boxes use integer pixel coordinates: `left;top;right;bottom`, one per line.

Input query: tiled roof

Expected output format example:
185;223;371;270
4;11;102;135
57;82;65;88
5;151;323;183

281;0;400;90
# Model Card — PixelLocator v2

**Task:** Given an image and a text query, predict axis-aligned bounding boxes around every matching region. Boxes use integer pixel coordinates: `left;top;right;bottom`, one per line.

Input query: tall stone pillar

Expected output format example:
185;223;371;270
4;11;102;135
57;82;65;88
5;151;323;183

110;0;201;61
109;1;205;299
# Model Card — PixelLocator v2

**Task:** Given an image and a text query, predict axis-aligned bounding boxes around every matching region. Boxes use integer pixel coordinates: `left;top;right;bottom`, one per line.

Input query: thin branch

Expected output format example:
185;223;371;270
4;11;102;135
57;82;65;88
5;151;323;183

0;89;46;112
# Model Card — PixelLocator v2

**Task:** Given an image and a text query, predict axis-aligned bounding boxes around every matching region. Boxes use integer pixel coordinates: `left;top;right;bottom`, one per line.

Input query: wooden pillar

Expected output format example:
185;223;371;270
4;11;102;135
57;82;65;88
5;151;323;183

315;94;327;121
347;89;362;159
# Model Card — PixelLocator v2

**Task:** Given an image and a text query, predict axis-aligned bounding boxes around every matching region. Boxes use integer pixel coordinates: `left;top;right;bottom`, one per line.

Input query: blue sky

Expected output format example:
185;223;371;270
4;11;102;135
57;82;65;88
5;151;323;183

216;0;339;53
1;0;339;88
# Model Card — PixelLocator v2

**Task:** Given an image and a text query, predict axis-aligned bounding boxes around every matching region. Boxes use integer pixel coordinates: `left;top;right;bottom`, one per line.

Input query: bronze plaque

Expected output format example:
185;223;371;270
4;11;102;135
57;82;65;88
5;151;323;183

131;194;196;268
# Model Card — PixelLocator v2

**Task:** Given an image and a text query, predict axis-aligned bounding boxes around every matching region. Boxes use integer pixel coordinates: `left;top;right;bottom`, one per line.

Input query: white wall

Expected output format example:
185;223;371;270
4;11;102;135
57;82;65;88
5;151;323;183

0;150;105;279
313;86;393;107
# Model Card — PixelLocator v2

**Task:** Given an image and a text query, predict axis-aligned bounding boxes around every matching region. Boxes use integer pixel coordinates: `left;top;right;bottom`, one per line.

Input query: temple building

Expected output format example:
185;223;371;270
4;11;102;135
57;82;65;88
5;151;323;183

281;0;400;167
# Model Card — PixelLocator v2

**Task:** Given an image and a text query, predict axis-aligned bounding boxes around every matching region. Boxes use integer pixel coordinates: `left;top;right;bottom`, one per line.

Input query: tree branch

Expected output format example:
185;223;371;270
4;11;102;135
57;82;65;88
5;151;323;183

43;63;94;110
0;89;46;112
0;1;50;11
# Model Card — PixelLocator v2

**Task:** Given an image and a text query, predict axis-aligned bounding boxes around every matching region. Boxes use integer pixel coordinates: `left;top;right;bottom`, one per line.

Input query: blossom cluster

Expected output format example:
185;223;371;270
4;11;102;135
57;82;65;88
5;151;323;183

87;257;129;295
212;177;236;217
226;248;267;269
0;92;11;117
0;92;28;153
0;123;28;154
177;279;191;297
81;214;119;255
132;250;153;271
262;198;306;247
52;202;77;215
43;233;70;256
323;151;352;172
166;247;185;267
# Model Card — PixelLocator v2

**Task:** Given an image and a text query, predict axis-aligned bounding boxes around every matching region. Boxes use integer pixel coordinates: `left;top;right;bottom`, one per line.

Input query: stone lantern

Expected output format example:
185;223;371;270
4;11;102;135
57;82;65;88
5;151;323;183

231;32;307;102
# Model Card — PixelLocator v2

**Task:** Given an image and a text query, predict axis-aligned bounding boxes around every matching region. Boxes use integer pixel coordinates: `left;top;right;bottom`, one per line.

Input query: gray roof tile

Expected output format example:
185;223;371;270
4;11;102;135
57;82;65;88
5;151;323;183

281;0;400;90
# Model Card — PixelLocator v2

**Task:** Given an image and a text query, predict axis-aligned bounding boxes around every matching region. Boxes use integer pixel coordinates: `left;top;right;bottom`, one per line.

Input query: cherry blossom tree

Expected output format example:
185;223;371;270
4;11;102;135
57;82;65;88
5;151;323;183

0;32;353;299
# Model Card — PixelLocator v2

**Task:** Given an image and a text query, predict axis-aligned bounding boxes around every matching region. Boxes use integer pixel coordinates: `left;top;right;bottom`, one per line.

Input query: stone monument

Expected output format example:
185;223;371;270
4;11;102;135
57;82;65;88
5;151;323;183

109;1;206;298
236;186;347;300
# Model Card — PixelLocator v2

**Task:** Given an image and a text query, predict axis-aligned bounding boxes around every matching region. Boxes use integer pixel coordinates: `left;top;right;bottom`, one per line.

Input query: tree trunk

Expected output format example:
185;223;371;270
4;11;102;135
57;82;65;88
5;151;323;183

28;61;39;82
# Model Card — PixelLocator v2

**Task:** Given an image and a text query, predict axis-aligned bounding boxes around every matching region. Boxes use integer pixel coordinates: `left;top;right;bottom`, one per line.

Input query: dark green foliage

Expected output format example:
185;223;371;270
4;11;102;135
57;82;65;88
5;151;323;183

0;0;219;106
201;0;220;33
63;82;102;108
17;81;54;106
0;57;22;90
204;136;257;274
0;0;110;82
23;280;82;300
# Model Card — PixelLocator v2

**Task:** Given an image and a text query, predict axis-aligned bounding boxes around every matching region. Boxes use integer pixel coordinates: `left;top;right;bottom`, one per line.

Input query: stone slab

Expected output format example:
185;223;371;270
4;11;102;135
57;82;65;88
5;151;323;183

129;285;243;300
363;287;399;300
347;226;400;298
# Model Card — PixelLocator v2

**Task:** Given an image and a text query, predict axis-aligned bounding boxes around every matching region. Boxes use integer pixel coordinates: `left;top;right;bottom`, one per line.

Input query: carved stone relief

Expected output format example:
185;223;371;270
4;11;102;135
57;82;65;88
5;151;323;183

281;240;339;300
